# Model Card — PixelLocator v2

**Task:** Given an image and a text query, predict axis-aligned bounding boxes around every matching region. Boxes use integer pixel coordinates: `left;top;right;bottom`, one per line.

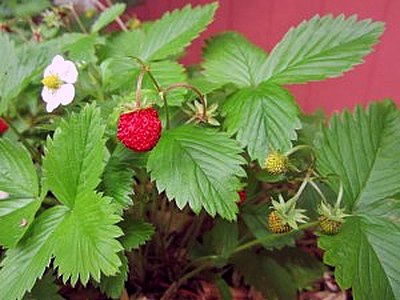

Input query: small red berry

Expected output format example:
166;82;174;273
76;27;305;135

117;107;162;152
0;118;8;135
238;190;246;205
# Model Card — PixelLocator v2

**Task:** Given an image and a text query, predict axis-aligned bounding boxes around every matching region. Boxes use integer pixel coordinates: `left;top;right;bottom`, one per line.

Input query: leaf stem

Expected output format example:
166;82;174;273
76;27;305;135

67;4;88;34
129;56;170;128
95;0;128;32
164;83;207;120
135;67;146;108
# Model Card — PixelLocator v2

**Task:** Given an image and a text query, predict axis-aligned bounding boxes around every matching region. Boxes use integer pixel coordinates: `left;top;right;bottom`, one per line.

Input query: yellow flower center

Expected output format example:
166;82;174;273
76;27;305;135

42;74;61;90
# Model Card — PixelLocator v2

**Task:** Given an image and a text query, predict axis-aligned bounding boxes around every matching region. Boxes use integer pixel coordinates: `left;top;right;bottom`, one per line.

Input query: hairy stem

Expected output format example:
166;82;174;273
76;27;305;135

68;3;88;34
92;0;128;32
135;67;146;108
164;83;207;120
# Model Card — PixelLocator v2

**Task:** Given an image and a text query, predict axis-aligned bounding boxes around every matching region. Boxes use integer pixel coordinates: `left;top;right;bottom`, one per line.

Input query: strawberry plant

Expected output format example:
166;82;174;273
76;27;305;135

0;1;399;299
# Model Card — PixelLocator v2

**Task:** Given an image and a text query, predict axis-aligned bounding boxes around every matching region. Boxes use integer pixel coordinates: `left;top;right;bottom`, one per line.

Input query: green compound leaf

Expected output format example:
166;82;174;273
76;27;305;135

316;101;400;300
43;104;105;208
0;106;124;299
319;214;400;300
101;3;217;61
222;83;301;164
263;15;384;84
0;139;40;248
203;32;268;87
147;125;246;220
91;3;126;33
0;206;69;300
52;192;123;286
120;220;155;251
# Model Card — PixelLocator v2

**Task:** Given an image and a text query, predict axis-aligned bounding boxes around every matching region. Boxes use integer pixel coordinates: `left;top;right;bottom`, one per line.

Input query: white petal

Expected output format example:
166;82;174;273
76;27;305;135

52;55;65;65
57;84;75;105
41;87;61;112
58;60;78;84
0;191;9;200
46;101;60;113
44;55;65;77
41;87;57;103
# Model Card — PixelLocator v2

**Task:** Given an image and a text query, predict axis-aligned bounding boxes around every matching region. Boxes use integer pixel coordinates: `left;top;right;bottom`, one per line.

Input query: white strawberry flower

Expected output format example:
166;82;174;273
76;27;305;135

0;191;9;200
41;55;78;112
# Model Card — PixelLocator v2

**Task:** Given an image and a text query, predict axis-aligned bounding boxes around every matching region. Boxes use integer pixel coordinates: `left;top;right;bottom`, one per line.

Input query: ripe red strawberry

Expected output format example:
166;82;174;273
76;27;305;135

237;190;246;205
117;107;162;152
0;118;8;135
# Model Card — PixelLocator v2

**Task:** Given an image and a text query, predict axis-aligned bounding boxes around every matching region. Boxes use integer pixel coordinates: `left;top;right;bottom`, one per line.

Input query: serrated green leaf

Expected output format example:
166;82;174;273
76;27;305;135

0;206;69;300
147;125;246;220
52;191;123;285
141;3;217;60
99;253;128;299
203;32;267;87
316;101;400;211
91;3;126;33
23;273;63;300
316;101;400;299
120;220;155;251
0;139;40;248
319;214;400;300
222;83;301;164
263;15;384;84
101;3;217;61
43;104;105;207
102;145;135;211
241;203;298;250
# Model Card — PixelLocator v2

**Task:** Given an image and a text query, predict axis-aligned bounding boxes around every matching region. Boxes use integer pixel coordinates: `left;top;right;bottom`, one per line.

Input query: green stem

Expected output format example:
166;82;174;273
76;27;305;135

94;0;128;32
232;221;319;254
135;67;146;108
68;4;88;34
164;83;207;120
285;144;314;157
292;172;311;201
161;92;170;129
309;180;328;204
129;56;170;128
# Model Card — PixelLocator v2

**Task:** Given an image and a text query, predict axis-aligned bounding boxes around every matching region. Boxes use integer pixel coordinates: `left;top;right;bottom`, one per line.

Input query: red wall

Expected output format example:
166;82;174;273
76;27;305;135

128;0;400;113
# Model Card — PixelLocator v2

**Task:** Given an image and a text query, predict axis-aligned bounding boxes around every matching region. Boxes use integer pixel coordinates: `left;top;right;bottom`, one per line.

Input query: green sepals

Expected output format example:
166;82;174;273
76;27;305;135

271;195;308;229
182;99;220;126
318;201;348;223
